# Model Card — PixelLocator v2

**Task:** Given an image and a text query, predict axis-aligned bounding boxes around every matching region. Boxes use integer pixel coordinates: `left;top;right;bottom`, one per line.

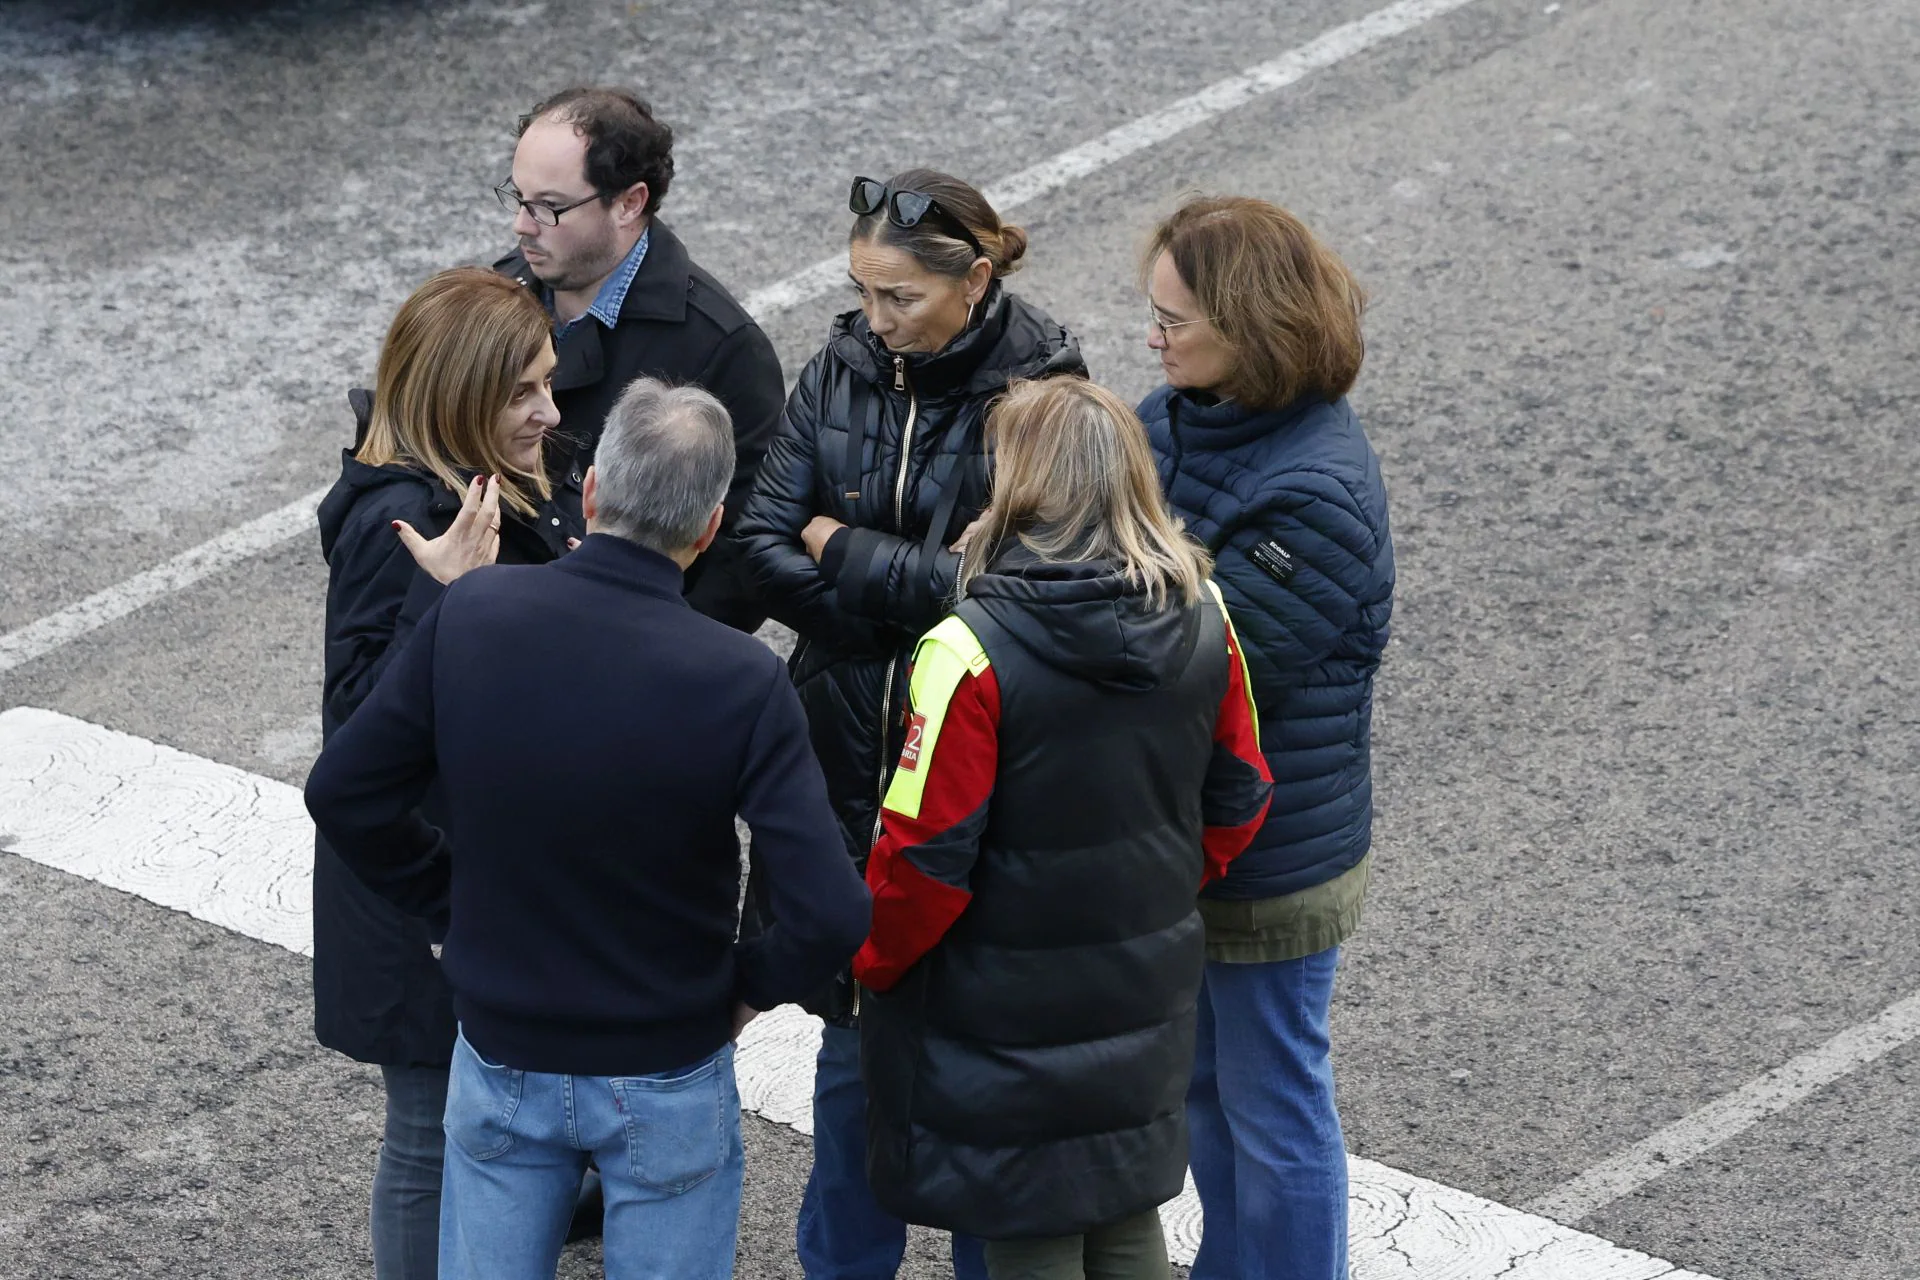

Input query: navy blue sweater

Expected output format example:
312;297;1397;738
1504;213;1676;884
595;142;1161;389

304;534;871;1075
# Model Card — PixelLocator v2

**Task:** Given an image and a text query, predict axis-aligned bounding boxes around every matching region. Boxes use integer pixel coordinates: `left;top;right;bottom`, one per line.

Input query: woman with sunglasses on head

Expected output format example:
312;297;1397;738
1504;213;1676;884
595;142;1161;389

314;266;583;1280
854;378;1272;1280
738;170;1085;1280
1137;197;1394;1280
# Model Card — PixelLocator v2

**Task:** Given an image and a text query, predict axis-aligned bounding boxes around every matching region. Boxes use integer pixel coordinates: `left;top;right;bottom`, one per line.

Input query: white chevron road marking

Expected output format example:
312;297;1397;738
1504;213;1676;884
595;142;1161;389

0;705;1734;1277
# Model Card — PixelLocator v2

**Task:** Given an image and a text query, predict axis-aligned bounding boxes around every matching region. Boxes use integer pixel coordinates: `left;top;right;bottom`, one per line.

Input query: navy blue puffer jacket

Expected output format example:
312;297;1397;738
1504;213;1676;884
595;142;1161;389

1141;386;1394;901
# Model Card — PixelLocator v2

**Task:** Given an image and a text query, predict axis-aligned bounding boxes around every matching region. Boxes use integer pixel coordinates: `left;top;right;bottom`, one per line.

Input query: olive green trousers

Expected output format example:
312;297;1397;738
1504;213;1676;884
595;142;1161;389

982;1209;1171;1280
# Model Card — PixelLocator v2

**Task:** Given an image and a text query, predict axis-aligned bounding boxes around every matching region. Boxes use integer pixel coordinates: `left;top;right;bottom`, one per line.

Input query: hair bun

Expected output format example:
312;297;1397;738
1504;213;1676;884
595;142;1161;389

995;222;1029;275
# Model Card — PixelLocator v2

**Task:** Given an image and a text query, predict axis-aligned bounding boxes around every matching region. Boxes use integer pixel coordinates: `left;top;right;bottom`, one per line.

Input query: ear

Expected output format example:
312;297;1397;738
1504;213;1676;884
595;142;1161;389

581;465;599;521
692;503;724;554
615;181;651;228
966;256;994;306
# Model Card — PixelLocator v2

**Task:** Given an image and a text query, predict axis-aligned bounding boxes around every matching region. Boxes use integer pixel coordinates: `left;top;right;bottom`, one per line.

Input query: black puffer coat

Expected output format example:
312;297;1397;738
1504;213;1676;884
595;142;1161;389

313;406;582;1065
736;285;1084;1023
860;549;1257;1238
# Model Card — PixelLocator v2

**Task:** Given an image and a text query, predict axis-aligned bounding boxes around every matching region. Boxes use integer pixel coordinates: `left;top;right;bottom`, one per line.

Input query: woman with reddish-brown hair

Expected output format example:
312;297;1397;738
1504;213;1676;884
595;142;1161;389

1137;197;1395;1280
313;266;583;1280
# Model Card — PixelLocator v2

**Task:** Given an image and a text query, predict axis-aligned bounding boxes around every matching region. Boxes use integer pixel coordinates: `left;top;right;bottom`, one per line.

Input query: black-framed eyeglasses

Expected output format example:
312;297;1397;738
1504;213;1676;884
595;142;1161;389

494;181;604;228
848;176;986;258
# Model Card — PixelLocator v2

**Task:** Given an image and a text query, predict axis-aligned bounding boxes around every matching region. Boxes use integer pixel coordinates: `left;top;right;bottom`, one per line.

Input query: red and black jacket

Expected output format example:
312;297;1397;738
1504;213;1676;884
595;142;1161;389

854;545;1270;1239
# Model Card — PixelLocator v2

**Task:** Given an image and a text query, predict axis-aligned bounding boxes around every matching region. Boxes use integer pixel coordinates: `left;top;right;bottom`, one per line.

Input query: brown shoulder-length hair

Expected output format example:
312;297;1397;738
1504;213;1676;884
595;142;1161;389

959;379;1212;610
356;267;555;517
1143;196;1365;411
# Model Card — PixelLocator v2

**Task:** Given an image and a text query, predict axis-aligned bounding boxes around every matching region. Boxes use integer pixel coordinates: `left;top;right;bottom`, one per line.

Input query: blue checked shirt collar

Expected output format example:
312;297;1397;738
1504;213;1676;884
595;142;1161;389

556;225;650;336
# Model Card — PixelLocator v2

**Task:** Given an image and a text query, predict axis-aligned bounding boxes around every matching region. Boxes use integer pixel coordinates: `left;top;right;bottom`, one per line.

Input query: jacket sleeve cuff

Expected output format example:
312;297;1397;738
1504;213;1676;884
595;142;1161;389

834;527;898;618
817;526;852;586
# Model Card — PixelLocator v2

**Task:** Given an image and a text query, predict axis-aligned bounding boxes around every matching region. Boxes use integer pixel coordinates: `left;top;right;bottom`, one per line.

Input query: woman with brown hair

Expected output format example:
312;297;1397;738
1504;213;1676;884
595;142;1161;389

1138;197;1395;1280
738;169;1085;1279
853;378;1271;1280
313;266;583;1280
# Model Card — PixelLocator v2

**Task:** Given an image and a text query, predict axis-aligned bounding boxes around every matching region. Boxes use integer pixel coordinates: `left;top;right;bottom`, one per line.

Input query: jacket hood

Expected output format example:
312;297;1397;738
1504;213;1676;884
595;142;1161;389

316;450;448;563
316;391;449;561
828;282;1085;396
963;544;1201;693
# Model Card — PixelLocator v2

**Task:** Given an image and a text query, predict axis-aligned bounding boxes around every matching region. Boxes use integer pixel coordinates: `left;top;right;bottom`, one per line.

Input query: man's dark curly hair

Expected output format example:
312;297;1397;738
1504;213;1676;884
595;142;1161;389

519;87;674;216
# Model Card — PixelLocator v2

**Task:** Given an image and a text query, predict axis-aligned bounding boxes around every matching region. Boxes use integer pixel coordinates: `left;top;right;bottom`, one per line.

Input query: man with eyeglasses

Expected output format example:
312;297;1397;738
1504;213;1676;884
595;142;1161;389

493;85;783;634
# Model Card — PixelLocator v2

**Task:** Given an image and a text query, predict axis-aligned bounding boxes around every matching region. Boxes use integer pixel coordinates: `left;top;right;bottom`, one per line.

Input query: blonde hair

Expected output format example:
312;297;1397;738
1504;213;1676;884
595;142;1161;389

1143;196;1366;411
960;379;1212;610
356;267;555;517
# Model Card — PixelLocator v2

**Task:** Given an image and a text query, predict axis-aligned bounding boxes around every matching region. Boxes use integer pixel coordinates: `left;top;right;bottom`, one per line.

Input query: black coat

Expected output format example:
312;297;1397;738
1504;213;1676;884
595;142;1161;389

735;285;1085;1023
312;438;582;1066
861;551;1256;1238
494;219;785;633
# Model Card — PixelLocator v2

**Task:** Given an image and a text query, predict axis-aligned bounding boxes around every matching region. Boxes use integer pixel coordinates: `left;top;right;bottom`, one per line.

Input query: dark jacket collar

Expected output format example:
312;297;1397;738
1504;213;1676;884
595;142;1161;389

551;532;689;603
615;219;692;324
826;283;1085;397
317;448;576;562
1166;388;1328;451
496;220;696;394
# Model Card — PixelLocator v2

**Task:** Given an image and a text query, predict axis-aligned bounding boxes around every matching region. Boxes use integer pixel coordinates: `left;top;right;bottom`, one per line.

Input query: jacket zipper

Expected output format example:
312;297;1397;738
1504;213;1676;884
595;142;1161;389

858;357;919;1020
871;356;919;845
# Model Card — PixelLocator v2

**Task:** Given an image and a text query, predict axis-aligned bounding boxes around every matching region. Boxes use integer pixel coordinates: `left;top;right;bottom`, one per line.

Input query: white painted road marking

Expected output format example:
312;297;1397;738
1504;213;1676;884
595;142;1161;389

0;486;332;679
741;0;1487;316
1526;990;1920;1223
0;0;1488;683
0;706;1725;1278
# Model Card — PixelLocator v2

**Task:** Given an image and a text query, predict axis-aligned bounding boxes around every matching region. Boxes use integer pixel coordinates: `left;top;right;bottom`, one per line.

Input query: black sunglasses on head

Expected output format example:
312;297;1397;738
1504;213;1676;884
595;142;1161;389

848;176;986;258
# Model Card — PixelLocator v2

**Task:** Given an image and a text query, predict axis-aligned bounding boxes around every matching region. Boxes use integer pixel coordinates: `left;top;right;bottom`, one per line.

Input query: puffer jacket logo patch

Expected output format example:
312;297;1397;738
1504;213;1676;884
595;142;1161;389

899;713;928;771
1249;539;1298;585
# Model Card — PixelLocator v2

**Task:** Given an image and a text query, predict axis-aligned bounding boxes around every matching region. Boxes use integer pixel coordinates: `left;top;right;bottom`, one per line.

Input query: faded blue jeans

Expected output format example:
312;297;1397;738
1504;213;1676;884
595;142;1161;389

438;1028;744;1280
1187;947;1348;1280
799;1023;988;1279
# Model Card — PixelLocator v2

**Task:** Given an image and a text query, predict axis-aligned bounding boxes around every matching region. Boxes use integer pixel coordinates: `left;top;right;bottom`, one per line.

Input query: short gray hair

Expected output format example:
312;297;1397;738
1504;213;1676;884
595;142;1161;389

593;378;735;553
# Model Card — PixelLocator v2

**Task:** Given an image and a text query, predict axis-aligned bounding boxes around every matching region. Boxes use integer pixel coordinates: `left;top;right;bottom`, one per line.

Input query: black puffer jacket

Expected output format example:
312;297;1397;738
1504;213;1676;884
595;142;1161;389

859;548;1266;1238
313;411;581;1066
736;285;1084;1023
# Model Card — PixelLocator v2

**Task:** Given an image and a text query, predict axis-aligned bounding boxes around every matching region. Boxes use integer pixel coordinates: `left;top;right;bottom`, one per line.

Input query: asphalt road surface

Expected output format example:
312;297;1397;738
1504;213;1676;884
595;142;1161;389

2;0;1917;1277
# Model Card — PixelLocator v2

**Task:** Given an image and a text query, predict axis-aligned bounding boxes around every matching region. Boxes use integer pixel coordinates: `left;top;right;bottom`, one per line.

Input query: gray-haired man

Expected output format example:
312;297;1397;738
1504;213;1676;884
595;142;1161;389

306;379;871;1280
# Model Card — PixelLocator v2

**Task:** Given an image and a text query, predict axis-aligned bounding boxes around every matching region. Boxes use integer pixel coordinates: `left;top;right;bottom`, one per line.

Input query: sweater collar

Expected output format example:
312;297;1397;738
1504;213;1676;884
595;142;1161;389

551;533;689;602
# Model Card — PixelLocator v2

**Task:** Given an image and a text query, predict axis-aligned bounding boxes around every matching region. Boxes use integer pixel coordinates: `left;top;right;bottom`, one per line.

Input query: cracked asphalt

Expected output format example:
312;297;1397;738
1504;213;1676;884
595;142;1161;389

3;0;1917;1277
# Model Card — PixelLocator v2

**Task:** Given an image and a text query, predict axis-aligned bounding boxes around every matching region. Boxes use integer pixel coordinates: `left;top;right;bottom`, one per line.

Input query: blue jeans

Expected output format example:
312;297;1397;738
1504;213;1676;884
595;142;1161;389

372;1063;448;1280
799;1023;988;1280
438;1028;744;1280
1187;948;1348;1280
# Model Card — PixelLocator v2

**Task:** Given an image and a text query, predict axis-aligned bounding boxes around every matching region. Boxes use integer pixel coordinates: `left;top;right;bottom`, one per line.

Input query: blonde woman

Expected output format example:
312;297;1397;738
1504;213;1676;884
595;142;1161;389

313;266;582;1280
852;379;1273;1280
